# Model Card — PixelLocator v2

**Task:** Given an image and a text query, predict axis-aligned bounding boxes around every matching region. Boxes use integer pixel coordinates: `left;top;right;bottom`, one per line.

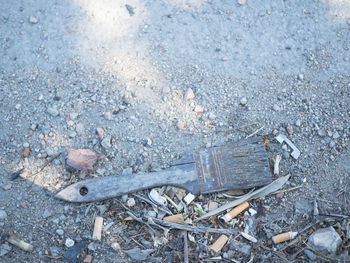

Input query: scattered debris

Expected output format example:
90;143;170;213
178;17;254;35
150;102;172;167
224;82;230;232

7;231;34;252
124;247;154;261
67;149;97;171
241;232;257;243
307;226;342;254
272;231;298;244
275;134;300;159
273;155;282;175
163;214;185;224
149;189;167;206
92;216;103;240
222;201;249;223
210;235;228;253
184;193;195;205
62;241;88;263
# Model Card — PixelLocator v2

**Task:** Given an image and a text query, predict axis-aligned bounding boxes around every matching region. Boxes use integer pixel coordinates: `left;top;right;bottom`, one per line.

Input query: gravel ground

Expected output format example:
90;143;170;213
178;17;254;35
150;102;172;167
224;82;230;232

0;0;349;262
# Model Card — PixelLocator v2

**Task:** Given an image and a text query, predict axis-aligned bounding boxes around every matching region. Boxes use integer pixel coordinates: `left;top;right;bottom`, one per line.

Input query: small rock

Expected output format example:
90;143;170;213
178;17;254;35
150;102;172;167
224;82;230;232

75;123;85;135
3;184;12;190
327;130;333;137
295;119;301;127
282;151;290;159
308;226;342;254
318;130;326;137
298;74;304;81
0;210;7;220
104;111;112;120
83;255;92;263
96;128;104;140
272;129;279;136
67;149;97;171
208;112;216;120
101;136;112;148
184;88;195;101
42;209;53;219
30;124;37;131
286;125;294;135
194;105;204;113
23;142;30;148
126;198;136;208
50;246;60;257
333;132;340;139
329;141;336;148
68;130;77;138
65;238;75;248
70;112;79;120
56;229;64;236
162;87;170;94
273;104;280;111
230;240;251;256
276;192;284;198
47;106;59;117
176;121;185;130
124;247;155;261
238;0;246;5
29;16;38;24
304;249;316;260
0;243;11;257
15;104;21;110
240;97;248;106
23;147;30;158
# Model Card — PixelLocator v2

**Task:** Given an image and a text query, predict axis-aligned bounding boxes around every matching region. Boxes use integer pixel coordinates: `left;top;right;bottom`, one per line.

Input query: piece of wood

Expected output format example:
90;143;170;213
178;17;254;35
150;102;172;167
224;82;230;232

56;137;271;202
92;217;103;240
164;214;185;224
210;235;228;253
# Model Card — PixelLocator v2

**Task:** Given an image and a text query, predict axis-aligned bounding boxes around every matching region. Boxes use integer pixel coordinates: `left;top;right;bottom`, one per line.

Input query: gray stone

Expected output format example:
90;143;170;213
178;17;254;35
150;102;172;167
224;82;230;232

240;97;248;106
23;142;30;148
56;229;64;236
318;130;326;137
0;210;7;220
304;249;316;260
230;240;251;256
208;112;216;120
42;209;53;219
101;136;112;148
50;246;60;257
75;123;84;135
0;243;11;257
308;226;342;254
29;16;38;24
282;151;290;159
333;132;340;139
68;130;77;138
124;247;155;261
47;106;59;117
329;141;336;148
69;112;79;120
295;119;301;127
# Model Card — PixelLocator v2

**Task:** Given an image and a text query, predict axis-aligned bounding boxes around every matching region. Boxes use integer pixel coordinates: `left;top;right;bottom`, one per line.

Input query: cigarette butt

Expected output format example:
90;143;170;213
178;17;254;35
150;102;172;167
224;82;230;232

210;235;228;253
272;231;298;244
92;216;104;240
164;214;185;224
8;231;34;252
222;202;249;222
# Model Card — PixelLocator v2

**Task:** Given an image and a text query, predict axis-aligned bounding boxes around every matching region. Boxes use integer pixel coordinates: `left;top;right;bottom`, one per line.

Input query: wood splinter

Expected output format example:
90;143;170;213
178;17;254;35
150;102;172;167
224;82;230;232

92;216;104;240
210;235;228;253
8;231;34;252
164;214;185;224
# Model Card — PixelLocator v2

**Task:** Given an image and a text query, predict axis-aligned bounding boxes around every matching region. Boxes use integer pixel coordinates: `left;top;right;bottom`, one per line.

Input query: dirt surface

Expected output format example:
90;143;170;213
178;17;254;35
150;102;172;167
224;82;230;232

0;0;349;262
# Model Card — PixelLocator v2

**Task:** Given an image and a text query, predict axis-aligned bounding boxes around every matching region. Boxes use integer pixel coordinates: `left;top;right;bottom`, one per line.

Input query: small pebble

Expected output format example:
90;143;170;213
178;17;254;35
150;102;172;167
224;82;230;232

56;229;64;236
177;121;185;130
295;120;301;127
3;184;12;190
29;16;38;24
240;97;248;106
318;130;326;137
194;105;204;113
96;128;104;140
282;151;290;159
104;111;112;120
84;255;92;263
0;210;7;220
184;88;195;101
333;132;340;139
101;136;112;148
47;107;59;117
15;104;21;110
23;147;30;158
23;142;30;148
273;104;280;111
208;112;216;120
286;125;294;135
238;0;246;5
